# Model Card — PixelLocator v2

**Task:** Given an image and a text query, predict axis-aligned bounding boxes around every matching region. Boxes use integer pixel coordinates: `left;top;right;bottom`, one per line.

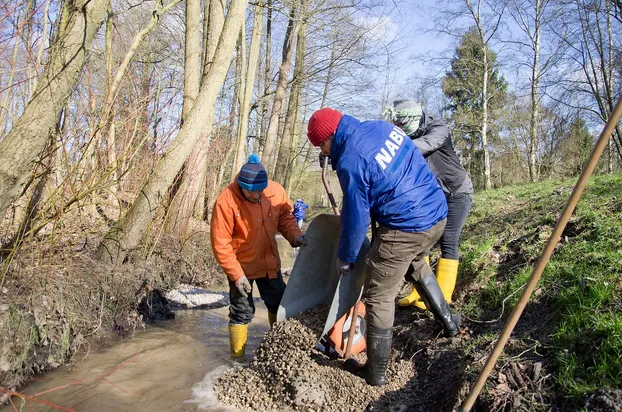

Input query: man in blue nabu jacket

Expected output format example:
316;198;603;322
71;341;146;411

307;108;461;386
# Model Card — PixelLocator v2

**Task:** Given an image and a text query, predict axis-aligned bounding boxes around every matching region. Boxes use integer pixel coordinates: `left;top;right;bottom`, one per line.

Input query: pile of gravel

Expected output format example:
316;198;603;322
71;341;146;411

165;284;228;309
214;305;416;411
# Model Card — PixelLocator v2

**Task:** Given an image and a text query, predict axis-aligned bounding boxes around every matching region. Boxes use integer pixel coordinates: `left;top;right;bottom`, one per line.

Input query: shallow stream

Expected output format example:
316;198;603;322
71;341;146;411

12;306;270;411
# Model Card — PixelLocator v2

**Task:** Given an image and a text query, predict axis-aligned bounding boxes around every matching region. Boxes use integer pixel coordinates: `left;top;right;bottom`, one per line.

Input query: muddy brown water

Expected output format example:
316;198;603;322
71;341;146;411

9;240;295;412
11;306;270;412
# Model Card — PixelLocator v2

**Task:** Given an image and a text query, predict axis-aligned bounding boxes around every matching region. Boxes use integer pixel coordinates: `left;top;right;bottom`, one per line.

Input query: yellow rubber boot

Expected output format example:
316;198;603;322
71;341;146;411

229;324;248;358
412;295;427;310
397;287;423;307
436;258;459;303
397;256;430;308
268;312;277;327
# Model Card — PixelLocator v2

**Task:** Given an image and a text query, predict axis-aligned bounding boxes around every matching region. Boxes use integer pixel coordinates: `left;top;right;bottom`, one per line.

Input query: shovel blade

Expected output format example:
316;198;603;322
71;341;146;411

277;214;370;334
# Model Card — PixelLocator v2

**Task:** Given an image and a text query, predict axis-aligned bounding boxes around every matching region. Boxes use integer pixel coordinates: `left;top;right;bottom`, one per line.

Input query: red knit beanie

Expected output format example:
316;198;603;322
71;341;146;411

307;108;343;147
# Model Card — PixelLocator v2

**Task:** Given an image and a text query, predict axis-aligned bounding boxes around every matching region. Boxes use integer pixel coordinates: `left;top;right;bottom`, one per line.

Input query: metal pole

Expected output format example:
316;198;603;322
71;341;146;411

321;156;340;215
344;303;359;358
460;96;622;412
321;153;363;359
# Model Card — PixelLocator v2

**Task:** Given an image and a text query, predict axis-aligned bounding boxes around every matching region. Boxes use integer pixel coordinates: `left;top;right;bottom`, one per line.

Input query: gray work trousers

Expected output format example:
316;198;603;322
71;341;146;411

363;219;446;330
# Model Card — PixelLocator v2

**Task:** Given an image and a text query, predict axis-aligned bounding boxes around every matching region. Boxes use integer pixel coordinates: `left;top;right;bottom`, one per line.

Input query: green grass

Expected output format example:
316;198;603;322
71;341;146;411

459;172;622;407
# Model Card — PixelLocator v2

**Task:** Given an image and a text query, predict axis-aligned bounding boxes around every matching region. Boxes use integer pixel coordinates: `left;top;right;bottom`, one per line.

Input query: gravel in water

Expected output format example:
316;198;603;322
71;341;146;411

214;305;417;411
166;284;228;309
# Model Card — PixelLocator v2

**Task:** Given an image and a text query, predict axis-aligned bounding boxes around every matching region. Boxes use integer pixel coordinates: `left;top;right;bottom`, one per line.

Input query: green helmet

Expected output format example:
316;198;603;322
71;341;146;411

382;98;422;135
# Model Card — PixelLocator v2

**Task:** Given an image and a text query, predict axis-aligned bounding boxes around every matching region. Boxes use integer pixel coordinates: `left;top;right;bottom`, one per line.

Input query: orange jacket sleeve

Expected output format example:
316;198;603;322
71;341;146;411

210;193;245;282
276;187;303;246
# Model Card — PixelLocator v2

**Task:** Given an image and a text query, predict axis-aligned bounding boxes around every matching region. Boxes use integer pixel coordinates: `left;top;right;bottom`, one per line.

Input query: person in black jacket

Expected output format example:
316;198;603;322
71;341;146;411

384;98;473;309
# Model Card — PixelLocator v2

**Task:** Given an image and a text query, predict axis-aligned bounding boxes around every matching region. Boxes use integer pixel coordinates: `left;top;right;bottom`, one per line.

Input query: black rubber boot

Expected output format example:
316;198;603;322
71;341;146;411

414;274;461;337
344;325;392;386
366;325;392;386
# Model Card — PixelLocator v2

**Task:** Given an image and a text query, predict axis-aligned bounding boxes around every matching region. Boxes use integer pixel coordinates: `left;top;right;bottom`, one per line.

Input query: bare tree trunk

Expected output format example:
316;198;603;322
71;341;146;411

274;31;306;185
284;94;303;192
84;68;98;174
95;0;182;149
31;0;52;96
1;100;69;252
24;0;36;99
0;7;26;136
231;27;247;173
462;0;503;190
182;0;202;123
54;100;70;189
178;0;224;221
200;0;210;78
105;13;119;207
481;49;492;190
608;137;613;173
260;3;298;170
281;0;307;189
258;0;272;158
165;0;204;233
528;0;541;182
574;0;622;159
320;30;336;108
202;0;225;81
96;0;249;264
1;142;54;252
605;1;618;172
208;41;242;209
232;2;264;173
0;0;110;217
132;62;154;179
274;94;296;184
294;42;334;183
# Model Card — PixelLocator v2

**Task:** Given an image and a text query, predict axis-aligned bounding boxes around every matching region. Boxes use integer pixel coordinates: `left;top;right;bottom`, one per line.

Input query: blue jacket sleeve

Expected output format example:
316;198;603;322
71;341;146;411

336;160;370;262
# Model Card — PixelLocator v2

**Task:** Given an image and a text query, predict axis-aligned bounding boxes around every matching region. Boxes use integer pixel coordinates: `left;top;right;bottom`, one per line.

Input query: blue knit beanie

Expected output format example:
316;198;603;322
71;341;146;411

237;154;268;191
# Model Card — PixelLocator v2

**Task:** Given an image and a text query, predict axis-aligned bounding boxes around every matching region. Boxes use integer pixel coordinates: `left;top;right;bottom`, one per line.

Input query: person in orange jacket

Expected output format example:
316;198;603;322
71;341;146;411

210;154;306;359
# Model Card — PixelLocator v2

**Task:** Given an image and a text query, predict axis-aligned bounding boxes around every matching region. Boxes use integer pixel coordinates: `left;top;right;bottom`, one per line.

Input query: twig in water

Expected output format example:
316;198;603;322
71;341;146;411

70;392;98;409
0;388;75;411
8;393;18;412
32;351;142;398
102;378;140;397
